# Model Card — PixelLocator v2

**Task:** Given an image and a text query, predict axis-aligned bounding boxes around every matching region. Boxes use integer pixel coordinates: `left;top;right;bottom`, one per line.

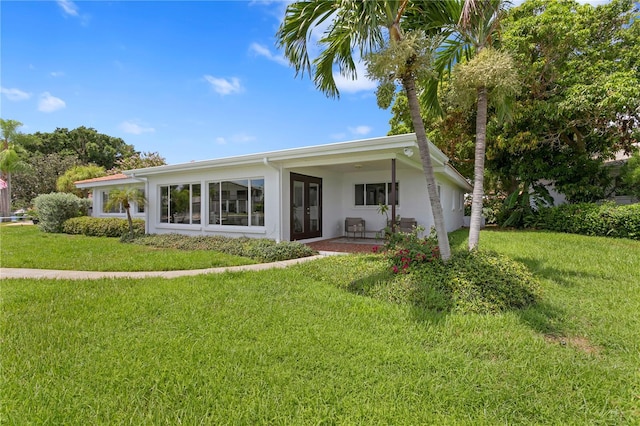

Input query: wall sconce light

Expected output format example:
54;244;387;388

403;148;414;157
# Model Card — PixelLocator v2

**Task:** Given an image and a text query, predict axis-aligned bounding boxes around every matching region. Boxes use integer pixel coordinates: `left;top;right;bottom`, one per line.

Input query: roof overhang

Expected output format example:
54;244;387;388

120;133;471;191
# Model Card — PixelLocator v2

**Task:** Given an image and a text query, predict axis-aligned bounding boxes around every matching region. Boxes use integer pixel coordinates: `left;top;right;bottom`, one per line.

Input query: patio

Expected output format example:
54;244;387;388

305;237;383;254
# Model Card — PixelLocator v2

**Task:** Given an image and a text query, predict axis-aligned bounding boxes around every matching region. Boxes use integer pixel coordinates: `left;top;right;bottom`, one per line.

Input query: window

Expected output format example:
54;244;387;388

208;178;264;227
355;182;399;206
159;183;201;224
102;191;124;214
102;189;145;215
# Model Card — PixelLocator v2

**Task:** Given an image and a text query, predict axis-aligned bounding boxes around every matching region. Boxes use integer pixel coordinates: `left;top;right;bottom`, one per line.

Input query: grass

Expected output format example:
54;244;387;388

2;229;639;423
0;224;255;271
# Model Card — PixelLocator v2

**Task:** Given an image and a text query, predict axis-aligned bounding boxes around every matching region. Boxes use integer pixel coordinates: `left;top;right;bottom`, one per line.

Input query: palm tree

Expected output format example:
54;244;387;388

104;186;146;239
419;0;515;250
0;119;29;219
277;0;455;260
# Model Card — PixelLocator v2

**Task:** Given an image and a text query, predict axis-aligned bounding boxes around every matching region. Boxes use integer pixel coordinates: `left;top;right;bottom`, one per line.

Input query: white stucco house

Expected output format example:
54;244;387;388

75;133;472;242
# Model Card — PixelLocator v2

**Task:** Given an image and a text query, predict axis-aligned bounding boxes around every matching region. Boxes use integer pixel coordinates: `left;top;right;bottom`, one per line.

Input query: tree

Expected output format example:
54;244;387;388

104;187;146;239
110;151;166;173
56;164;106;197
12;153;79;207
0;119;30;218
24;126;136;169
488;0;640;203
277;0;456;260
425;0;516;250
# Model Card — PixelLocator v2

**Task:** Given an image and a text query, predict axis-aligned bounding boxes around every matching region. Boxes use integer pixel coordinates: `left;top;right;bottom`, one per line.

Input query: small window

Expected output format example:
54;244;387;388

355;182;399;206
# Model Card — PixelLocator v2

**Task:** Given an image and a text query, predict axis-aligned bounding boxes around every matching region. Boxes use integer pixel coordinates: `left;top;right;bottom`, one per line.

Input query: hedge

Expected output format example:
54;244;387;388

536;202;640;240
63;217;145;238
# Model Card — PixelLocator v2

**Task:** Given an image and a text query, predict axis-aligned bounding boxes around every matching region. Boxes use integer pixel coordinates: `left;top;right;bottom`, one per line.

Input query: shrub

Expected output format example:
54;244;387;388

380;226;440;274
33;193;91;233
537;202;640;240
63;217;145;238
127;233;316;262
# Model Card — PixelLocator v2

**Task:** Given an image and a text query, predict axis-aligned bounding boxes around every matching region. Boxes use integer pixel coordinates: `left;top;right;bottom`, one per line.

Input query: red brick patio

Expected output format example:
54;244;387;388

305;237;383;254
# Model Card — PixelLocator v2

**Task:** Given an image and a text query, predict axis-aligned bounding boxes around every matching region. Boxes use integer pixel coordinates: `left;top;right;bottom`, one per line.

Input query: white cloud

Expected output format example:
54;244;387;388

38;92;66;112
57;0;79;17
334;61;377;94
50;71;65;78
330;132;347;140
119;120;155;135
0;87;32;101
215;137;227;145
204;75;244;95
249;43;289;66
348;125;372;136
231;133;256;143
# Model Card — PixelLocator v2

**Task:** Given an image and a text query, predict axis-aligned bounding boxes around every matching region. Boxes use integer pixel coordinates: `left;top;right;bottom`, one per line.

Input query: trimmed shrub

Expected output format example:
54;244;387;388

347;250;541;315
537;202;640;240
33;193;91;233
127;233;316;262
63;217;145;238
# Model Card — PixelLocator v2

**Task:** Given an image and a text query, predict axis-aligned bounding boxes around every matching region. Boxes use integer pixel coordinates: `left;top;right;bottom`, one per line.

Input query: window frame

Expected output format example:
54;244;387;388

207;177;265;228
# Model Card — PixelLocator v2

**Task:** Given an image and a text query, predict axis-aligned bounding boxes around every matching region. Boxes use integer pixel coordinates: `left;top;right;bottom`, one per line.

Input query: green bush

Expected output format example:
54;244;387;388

63;217;145;238
537;202;640;240
127;233;316;262
348;250;541;315
33;193;91;233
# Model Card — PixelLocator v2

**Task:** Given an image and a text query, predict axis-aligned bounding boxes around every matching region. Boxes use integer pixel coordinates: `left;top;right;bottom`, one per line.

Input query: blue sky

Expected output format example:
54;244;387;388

1;1;388;164
1;0;610;165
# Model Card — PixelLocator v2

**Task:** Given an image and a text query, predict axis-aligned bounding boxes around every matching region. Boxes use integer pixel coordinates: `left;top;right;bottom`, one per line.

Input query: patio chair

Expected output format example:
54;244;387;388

398;217;417;233
345;217;365;239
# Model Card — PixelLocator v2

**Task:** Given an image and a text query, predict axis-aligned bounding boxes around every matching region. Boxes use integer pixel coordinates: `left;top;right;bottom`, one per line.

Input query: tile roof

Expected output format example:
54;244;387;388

74;173;129;185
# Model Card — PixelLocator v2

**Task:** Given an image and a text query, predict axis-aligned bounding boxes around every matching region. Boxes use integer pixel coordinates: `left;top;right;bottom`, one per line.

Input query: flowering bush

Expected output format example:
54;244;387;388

378;225;440;273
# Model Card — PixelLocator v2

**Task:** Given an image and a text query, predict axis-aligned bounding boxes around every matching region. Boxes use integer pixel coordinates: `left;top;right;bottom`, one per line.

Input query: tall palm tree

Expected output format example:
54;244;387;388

277;0;455;260
105;186;146;239
0;119;29;219
419;0;511;250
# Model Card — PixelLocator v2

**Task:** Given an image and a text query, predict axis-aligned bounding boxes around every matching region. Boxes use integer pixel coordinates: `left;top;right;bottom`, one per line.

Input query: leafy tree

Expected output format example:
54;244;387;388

0;119;31;217
104;187;146;239
110;151;166;173
24;126;136;170
12;153;79;207
277;0;457;260
56;164;106;197
489;0;640;202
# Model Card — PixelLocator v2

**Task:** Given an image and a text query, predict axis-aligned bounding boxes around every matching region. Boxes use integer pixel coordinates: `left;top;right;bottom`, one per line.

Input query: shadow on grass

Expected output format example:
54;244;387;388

513;256;601;288
344;251;572;336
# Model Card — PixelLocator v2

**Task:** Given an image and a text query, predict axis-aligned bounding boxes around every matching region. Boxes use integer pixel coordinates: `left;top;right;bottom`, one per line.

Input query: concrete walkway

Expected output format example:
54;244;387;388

0;254;336;280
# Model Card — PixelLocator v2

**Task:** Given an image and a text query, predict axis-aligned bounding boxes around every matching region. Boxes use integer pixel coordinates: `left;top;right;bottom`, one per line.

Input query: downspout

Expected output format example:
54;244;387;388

263;157;282;242
130;174;149;235
391;158;397;232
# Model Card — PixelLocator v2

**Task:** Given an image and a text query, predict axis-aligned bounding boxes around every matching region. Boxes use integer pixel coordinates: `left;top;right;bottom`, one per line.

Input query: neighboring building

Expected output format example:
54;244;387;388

75;134;472;242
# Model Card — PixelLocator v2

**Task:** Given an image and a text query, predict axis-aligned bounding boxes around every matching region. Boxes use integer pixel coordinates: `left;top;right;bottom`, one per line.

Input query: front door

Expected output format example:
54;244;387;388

290;173;322;240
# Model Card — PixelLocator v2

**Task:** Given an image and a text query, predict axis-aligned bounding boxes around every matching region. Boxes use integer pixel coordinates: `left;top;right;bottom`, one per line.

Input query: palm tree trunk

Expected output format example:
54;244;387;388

403;74;452;261
125;205;134;239
468;85;488;250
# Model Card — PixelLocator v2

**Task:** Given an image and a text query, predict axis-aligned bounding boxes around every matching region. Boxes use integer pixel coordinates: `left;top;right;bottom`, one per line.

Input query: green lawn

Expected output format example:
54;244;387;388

2;229;639;423
0;225;255;271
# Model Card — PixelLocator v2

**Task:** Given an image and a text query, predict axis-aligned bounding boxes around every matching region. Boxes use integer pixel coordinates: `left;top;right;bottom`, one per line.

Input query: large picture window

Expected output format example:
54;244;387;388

355;182;399;206
208;178;264;227
159;183;201;224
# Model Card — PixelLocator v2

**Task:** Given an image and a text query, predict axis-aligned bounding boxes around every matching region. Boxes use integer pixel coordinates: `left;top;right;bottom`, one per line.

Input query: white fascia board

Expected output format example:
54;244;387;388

74;177;143;189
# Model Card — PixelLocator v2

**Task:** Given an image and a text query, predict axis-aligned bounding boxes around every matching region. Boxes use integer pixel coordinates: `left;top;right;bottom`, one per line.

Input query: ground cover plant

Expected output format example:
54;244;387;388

128;233;316;263
0;225;255;271
2;229;639;423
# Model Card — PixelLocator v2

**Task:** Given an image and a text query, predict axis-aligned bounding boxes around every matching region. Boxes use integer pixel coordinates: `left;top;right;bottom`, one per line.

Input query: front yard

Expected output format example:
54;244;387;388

1;228;639;423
